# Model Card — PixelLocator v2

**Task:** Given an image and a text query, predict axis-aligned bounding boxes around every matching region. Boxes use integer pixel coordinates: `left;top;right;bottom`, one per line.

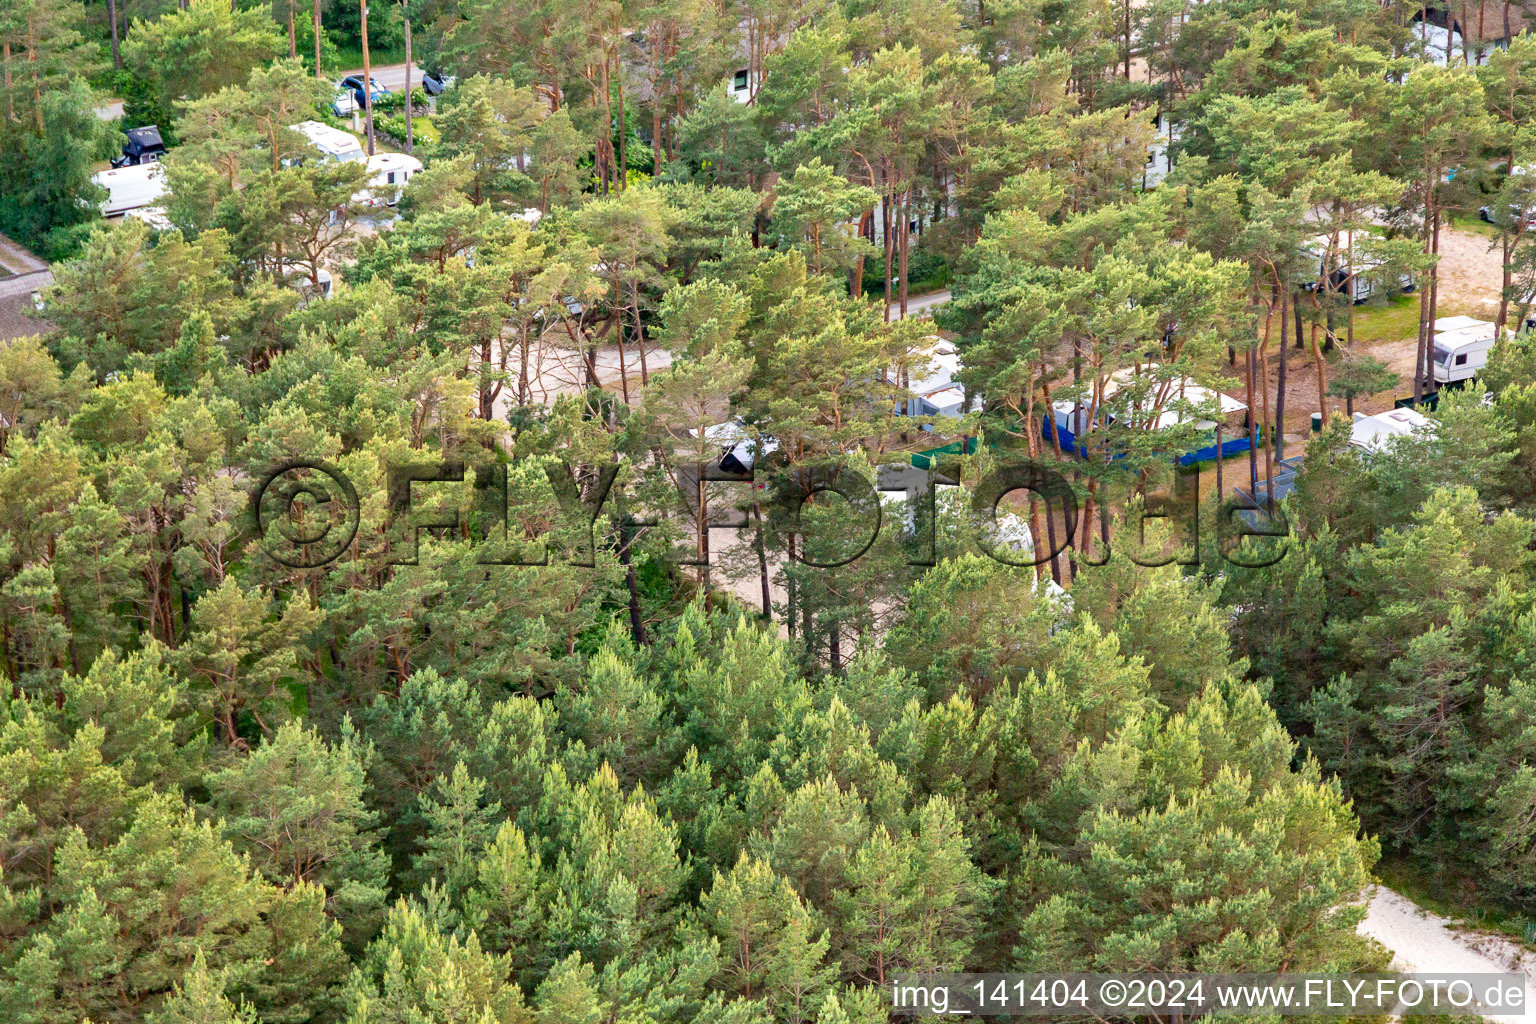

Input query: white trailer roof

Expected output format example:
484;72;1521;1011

1434;325;1498;350
1349;407;1435;453
366;152;423;175
1431;315;1490;333
289;120;366;161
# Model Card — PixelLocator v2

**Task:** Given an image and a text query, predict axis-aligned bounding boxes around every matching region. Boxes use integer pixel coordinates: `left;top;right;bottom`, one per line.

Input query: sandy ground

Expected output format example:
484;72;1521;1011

1360;885;1536;1024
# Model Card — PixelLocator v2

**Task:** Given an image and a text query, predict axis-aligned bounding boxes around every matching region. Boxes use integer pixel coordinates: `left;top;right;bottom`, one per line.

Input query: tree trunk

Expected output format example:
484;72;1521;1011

1245;342;1258;499
615;49;628;190
898;187;911;318
633;282;649;384
753;502;771;619
360;0;376;155
1275;288;1289;462
1309;319;1330;420
1215;423;1223;503
313;0;323;77
402;8;413;153
618;520;646;645
881;182;894;321
287;0;297;58
1425;206;1443;398
107;0;122;68
1414;195;1436;404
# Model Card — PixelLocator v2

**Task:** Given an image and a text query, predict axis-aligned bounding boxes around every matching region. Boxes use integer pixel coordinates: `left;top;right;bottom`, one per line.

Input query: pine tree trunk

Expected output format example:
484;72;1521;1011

633;281;649;384
3;42;14;122
360;0;376;155
1246;342;1258;499
1425;206;1443;398
1275;288;1289;463
898;187;910;318
107;0;122;67
287;1;297;58
1310;319;1330;420
313;0;323;77
402;8;413;153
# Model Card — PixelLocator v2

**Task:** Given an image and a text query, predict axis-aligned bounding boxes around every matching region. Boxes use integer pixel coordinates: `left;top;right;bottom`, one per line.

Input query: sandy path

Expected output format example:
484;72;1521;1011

1359;885;1536;1024
1435;225;1507;319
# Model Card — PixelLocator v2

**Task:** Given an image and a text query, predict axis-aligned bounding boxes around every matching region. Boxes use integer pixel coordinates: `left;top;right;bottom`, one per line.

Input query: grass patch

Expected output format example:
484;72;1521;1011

1449;212;1501;239
1375;855;1536;946
1349;294;1424;345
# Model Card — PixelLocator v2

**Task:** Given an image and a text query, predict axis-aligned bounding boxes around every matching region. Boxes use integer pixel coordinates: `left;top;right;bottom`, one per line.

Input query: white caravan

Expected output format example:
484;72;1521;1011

92;162;169;217
1349;407;1436;454
361;152;424;207
1431;314;1501;384
288;120;366;164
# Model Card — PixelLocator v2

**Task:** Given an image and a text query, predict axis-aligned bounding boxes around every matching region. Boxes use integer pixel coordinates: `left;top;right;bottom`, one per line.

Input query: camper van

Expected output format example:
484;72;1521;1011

92;162;169;217
1431;314;1501;383
1350;407;1435;454
360;152;424;207
1299;234;1415;304
288;121;366;164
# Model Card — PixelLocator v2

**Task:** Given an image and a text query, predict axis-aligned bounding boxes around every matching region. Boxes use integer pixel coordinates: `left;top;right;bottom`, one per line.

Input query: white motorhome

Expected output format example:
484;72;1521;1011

92;162;169;217
360;152;424;207
1349;407;1435;453
1431;314;1501;383
288;120;366;164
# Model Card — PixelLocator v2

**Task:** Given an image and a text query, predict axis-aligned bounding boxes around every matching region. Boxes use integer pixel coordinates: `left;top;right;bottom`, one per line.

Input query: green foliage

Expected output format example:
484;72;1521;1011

11;0;1536;1010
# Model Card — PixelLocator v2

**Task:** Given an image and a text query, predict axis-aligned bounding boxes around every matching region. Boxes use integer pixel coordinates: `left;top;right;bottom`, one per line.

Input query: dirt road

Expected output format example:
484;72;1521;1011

1359;885;1536;1024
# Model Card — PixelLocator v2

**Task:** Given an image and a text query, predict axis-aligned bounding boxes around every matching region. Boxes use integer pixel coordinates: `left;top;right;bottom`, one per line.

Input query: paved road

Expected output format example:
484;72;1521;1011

900;288;951;319
338;62;425;93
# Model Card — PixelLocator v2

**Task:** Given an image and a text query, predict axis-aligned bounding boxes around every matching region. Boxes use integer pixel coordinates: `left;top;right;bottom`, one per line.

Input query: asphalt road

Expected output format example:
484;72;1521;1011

337;62;425;93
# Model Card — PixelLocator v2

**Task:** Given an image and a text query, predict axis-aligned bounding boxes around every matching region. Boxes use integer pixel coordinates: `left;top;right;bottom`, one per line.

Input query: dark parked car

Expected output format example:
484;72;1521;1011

109;125;166;168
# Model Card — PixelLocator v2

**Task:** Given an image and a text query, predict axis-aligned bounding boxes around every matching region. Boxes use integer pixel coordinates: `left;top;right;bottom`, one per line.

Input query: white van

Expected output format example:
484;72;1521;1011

93;162;169;217
360;152;424;207
287;120;366;164
1431;315;1501;384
